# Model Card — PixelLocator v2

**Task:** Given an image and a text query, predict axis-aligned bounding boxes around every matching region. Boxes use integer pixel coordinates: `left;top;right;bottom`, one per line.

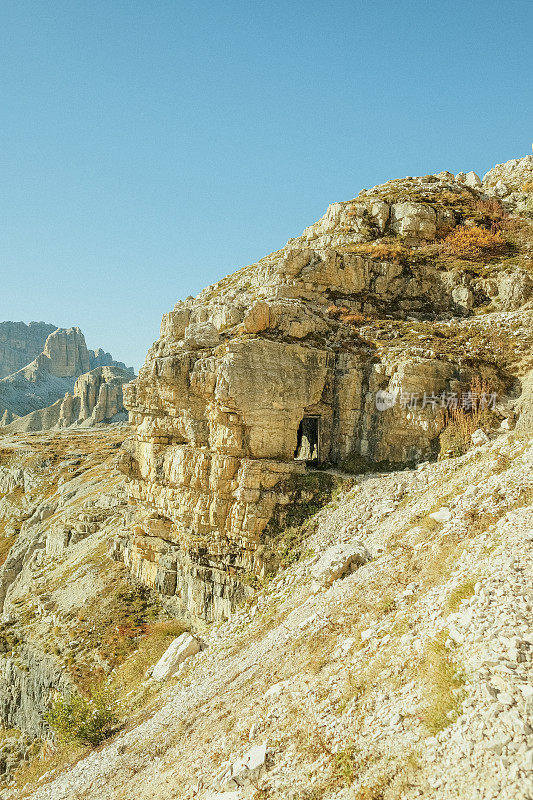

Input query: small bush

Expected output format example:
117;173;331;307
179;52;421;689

439;376;496;458
439;225;506;260
45;687;118;746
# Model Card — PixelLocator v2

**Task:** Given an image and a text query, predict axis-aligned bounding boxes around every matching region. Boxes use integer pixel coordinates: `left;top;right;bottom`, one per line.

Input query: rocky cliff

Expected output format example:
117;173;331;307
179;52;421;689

2;366;132;433
0;322;57;380
0;327;133;419
115;153;533;622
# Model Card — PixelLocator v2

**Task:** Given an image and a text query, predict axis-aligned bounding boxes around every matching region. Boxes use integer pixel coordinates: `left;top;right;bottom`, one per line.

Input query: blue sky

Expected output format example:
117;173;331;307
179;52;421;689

1;1;532;370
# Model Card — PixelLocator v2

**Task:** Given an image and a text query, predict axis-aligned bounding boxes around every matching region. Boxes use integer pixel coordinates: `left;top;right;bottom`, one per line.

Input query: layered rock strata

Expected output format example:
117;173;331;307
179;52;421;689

116;157;533;621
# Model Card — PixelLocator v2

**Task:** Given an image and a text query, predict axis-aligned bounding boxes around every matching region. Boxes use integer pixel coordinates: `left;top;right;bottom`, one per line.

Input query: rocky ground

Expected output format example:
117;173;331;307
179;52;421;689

0;424;527;800
0;427;188;788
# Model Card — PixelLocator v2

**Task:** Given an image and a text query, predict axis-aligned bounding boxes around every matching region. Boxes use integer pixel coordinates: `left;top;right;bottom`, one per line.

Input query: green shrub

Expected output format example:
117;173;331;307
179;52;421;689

45;687;118;746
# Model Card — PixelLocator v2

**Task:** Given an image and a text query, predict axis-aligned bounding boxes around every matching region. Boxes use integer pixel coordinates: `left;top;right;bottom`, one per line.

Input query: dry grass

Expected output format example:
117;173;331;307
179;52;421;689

447;577;478;611
419;631;465;734
343;240;411;264
15;740;91;797
439;376;496;458
111;619;186;705
439;225;506;260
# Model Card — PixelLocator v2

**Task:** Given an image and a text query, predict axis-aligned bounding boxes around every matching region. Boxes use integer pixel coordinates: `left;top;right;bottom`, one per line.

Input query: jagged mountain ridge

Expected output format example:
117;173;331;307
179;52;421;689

2;365;133;433
0;326;133;419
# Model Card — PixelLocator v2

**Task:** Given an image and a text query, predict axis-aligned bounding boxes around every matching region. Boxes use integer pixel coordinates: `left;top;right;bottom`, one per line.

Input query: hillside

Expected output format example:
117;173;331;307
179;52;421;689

17;429;532;800
0;151;530;799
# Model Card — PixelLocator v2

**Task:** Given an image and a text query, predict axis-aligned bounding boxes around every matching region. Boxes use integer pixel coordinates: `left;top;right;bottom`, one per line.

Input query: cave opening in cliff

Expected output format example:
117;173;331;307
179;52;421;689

294;415;320;462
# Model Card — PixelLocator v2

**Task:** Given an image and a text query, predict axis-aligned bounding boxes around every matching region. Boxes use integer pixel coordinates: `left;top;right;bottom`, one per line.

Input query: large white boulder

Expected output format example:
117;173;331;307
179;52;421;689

465;171;482;188
429;506;452;523
221;741;268;789
151;632;200;680
311;541;371;587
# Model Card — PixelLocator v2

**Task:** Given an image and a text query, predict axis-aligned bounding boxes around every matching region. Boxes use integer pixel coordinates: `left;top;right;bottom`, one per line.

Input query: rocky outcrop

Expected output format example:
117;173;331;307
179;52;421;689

0;637;69;737
2;366;133;433
115;156;533;621
0;322;57;380
0;327;133;418
483;153;533;207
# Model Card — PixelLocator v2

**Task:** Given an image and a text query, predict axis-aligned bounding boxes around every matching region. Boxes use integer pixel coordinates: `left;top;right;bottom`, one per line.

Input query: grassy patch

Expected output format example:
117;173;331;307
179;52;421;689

112;619;186;705
420;631;465;734
447;578;478;611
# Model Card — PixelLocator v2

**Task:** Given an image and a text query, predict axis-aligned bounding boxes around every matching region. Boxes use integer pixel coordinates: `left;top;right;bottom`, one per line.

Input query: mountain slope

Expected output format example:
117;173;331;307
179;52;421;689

0;322;57;380
14;429;532;800
0;327;133;418
0;151;531;800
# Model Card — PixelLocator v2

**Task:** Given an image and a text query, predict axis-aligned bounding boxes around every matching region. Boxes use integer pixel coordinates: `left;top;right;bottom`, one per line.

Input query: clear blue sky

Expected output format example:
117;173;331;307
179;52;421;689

1;1;532;370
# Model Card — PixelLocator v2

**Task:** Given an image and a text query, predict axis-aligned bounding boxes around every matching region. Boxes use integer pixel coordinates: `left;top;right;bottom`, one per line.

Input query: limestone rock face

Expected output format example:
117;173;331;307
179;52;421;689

483;154;533;194
116;159;531;621
0;327;133;418
40;327;91;378
2;366;132;433
0;321;57;379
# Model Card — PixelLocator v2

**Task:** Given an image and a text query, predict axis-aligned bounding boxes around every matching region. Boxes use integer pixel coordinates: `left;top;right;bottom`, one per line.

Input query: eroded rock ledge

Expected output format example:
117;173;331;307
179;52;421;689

114;159;533;621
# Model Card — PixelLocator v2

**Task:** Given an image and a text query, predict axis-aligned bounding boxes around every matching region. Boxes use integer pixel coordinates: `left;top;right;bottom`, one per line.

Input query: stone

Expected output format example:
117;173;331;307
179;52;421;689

243;301;270;333
465;171;482;188
183;322;220;349
471;429;490;446
429;506;452;523
496;269;533;310
151;632;200;680
494;180;509;196
310;542;371;587
452;285;473;311
390;202;437;240
222;741;268;789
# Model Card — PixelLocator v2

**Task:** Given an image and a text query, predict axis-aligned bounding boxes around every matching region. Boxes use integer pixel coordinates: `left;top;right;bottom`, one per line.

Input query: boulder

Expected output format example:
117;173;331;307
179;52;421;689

471;429;490;446
390;202;436;240
222;741;268;790
465;171;482;188
183;322;221;350
452;285;474;311
429;506;452;523
151;632;200;680
311;542;371;587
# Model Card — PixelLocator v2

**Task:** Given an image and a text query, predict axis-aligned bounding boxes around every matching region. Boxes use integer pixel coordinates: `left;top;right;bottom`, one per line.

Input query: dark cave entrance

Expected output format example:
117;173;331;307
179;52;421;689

294;415;320;463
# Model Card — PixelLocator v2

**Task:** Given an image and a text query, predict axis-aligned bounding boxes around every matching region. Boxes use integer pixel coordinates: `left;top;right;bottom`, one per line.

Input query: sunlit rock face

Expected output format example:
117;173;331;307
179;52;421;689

116;168;528;620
